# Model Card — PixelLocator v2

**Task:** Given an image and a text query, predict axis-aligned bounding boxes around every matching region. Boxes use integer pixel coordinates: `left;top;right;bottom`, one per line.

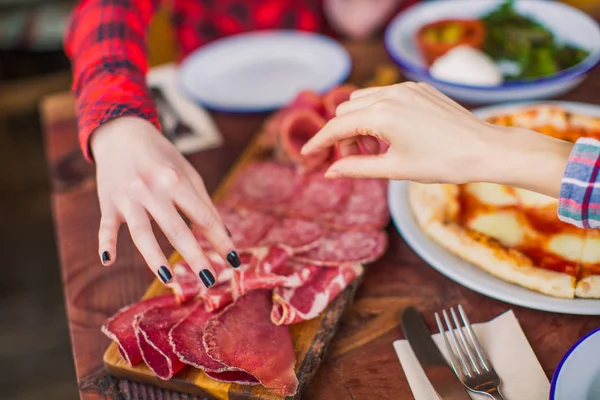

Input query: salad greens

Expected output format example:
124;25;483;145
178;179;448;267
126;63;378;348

481;0;589;79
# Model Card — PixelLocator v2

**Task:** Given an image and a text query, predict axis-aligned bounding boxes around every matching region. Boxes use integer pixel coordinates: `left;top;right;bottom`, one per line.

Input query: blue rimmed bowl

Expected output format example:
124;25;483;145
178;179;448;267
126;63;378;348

551;327;600;400
384;0;600;103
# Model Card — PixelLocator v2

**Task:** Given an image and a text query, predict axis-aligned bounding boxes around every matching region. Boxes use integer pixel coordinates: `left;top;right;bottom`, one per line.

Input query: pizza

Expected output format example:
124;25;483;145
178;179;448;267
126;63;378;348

409;104;600;299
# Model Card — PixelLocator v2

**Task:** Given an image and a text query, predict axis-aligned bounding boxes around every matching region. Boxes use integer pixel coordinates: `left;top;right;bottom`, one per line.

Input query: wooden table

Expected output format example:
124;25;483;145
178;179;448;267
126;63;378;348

43;41;600;400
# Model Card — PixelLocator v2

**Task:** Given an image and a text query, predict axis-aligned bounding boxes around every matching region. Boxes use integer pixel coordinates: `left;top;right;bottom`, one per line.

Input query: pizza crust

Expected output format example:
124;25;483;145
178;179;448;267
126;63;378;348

575;275;600;298
408;182;576;299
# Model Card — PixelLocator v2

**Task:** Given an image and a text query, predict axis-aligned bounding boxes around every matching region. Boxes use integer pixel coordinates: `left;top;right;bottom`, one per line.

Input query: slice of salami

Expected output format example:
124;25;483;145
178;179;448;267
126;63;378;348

326;179;389;230
276;109;330;171
134;300;200;380
205;370;260;385
293;229;388;266
260;217;326;253
101;294;178;366
271;263;363;325
169;305;233;372
288;171;352;217
225;162;304;210
322;84;357;120
203;290;299;397
193;206;278;251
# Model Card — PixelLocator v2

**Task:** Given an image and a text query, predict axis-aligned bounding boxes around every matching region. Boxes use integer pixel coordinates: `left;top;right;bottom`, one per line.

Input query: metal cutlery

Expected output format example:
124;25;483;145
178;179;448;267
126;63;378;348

435;305;506;400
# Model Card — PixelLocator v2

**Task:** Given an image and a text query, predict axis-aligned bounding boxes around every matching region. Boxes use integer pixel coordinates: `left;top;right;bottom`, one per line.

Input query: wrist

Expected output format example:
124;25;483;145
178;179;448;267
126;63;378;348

475;125;572;198
90;116;154;161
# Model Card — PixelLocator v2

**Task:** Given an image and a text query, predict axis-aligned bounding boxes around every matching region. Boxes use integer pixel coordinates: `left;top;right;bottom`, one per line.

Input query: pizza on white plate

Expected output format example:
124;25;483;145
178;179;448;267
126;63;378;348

409;104;600;299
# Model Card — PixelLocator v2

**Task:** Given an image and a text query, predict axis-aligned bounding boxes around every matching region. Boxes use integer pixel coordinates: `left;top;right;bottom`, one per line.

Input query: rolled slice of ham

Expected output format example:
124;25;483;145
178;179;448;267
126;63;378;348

271;263;363;325
322;84;357;120
325;178;390;230
293;229;388;266
226;162;304;210
134;300;200;380
193;206;278;251
276;109;330;171
232;246;320;299
287;171;353;217
101;294;178;366
203;290;299;397
260;217;326;253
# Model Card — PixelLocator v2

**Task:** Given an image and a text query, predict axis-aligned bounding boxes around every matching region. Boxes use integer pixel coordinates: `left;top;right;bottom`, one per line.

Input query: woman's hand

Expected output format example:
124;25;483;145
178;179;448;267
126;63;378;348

301;83;573;197
91;117;238;287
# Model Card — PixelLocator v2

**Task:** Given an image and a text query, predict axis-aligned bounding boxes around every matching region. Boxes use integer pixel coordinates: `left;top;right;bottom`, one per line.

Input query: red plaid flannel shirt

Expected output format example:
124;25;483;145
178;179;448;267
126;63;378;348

64;0;415;160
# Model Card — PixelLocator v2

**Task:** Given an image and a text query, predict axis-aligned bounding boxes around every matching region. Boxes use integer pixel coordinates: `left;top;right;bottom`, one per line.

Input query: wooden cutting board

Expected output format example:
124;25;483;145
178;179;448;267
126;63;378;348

103;126;363;400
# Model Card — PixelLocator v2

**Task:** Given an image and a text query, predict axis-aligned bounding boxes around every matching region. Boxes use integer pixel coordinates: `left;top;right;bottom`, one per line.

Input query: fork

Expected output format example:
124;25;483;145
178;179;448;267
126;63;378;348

435;305;506;400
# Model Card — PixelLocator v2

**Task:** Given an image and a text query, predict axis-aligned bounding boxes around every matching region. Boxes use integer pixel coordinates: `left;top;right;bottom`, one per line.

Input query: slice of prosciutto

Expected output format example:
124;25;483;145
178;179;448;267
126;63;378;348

101;294;178;366
203;290;299;397
288;171;352;217
193;206;278;251
276;109;330;171
322;84;357;120
325;178;390;230
232;246;320;299
202;283;234;312
271;263;363;325
293;229;388;266
134;300;200;380
170;254;233;303
260;217;325;253
226;162;304;210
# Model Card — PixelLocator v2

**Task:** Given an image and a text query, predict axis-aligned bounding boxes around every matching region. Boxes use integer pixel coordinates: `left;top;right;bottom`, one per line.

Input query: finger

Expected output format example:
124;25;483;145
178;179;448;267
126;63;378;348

145;199;217;288
325;154;398;179
336;137;361;158
98;207;121;266
172;182;239;268
122;204;174;285
336;93;380;117
358;136;382;155
301;111;383;156
350;86;384;100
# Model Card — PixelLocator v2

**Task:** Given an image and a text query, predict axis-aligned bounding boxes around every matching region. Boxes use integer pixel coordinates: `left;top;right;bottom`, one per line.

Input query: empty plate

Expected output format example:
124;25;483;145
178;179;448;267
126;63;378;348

178;31;351;112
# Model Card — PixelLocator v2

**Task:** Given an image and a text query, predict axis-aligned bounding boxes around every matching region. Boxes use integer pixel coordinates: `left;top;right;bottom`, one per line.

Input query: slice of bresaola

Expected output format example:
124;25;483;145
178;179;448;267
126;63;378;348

232;246;320;298
101;294;178;366
271;263;363;325
293;229;388;266
134;300;200;380
205;371;260;385
204;290;299;397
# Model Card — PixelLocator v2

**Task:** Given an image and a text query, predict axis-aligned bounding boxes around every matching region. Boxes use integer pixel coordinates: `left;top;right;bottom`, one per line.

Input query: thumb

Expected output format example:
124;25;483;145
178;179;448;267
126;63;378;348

325;153;397;179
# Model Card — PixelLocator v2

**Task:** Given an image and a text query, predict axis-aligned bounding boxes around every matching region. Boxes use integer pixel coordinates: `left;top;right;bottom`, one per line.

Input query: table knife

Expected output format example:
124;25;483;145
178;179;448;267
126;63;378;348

401;307;471;400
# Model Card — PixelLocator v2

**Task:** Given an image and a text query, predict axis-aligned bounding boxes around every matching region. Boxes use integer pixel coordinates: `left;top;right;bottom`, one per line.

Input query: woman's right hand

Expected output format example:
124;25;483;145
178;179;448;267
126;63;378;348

91;117;239;288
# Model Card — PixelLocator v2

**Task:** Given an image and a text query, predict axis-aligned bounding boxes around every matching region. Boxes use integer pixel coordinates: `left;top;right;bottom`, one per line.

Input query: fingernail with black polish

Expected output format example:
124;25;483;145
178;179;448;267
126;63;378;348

101;251;111;264
199;269;215;288
226;251;241;268
158;266;172;284
226;226;232;238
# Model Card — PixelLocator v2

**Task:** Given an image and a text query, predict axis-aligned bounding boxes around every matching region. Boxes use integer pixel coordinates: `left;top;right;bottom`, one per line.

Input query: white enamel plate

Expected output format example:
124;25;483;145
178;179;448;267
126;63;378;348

389;101;600;315
178;31;351;112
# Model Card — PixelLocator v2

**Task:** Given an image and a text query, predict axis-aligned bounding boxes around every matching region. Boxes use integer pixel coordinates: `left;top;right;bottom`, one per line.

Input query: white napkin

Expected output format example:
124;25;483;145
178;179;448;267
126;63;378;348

146;63;223;154
393;310;550;400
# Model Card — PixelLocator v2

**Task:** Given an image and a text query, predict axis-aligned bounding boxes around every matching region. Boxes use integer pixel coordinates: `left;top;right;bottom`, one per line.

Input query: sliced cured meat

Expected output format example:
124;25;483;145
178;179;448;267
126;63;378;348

293;229;388;266
204;290;299;396
226;162;304;210
272;263;363;325
276;109;330;171
193;206;278;251
135;300;200;380
232;246;319;298
288;171;352;217
205;371;260;385
326;179;389;230
101;294;178;366
290;89;324;114
261;217;325;253
202;283;234;312
170;254;233;303
170;305;232;372
322;84;357;120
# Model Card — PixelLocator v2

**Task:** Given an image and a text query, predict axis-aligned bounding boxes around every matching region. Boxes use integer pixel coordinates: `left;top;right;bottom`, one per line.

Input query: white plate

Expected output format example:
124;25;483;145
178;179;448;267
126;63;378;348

388;101;600;315
178;31;351;112
551;327;600;400
384;0;600;103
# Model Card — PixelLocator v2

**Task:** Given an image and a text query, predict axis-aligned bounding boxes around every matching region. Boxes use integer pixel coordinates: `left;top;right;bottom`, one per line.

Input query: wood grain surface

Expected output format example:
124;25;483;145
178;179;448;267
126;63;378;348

43;40;600;400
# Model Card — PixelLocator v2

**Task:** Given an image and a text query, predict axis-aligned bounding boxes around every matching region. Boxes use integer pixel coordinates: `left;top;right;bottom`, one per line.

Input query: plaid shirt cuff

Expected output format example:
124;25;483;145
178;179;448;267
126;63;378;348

558;137;600;229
